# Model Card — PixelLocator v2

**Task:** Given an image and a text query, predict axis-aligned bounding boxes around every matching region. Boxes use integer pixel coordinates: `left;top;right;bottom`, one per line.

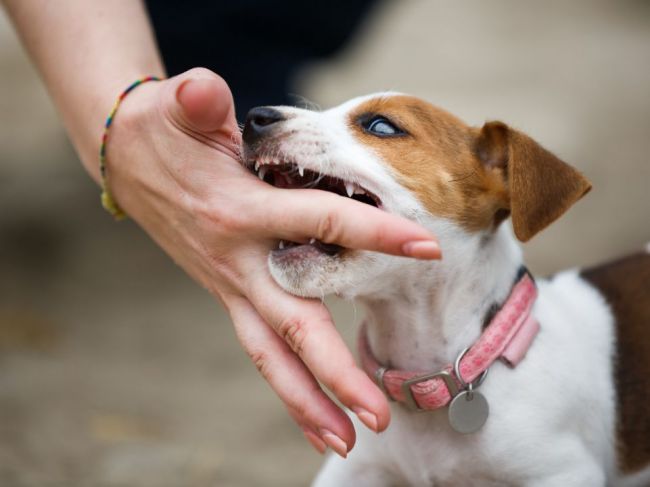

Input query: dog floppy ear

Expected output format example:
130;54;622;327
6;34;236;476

475;121;591;242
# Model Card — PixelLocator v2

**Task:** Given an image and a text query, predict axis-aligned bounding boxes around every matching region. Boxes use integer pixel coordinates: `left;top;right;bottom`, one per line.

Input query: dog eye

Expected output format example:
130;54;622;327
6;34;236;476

365;117;404;136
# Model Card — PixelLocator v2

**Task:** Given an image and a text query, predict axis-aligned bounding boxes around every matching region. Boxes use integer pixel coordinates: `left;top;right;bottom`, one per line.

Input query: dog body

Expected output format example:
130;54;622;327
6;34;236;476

314;247;617;487
241;94;650;486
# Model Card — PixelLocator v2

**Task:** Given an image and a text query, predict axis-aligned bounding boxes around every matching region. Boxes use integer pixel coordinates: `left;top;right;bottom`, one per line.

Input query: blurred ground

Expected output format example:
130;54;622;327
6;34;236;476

1;1;649;486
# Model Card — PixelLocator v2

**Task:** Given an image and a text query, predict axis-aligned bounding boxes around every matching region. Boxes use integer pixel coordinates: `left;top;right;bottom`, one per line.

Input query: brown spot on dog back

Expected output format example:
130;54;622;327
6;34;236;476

347;95;509;232
582;252;650;473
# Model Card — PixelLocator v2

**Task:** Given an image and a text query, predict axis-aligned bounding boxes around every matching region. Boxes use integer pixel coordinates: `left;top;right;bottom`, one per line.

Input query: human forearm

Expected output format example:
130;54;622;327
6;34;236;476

2;0;165;181
2;1;445;456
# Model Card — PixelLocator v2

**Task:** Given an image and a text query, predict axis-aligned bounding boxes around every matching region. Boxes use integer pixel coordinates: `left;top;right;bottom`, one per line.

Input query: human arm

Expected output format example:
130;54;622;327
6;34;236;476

2;0;441;456
2;0;165;181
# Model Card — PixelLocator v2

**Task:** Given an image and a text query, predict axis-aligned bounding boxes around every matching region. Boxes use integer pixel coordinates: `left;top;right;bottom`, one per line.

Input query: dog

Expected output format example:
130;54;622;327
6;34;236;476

240;93;650;486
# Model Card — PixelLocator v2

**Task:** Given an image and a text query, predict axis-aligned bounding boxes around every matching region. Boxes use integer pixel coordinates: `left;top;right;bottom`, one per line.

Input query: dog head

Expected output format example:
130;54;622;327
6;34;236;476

241;94;591;298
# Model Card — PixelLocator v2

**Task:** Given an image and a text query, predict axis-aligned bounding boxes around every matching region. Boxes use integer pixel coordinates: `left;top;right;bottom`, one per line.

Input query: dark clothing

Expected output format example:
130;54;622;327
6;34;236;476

145;0;379;120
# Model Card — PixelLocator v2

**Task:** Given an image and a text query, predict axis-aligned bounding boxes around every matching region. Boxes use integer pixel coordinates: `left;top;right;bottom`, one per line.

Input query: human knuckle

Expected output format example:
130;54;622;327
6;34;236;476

316;210;343;244
278;317;308;356
248;348;272;380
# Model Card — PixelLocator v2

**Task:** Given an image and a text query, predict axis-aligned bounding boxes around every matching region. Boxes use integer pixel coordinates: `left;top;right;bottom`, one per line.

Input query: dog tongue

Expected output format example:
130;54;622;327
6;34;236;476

274;174;293;188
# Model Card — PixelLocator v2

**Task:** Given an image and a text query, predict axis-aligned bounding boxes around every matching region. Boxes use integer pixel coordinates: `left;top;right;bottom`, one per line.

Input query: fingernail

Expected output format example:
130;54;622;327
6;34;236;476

319;429;348;458
402;240;441;259
302;427;327;454
352;406;378;432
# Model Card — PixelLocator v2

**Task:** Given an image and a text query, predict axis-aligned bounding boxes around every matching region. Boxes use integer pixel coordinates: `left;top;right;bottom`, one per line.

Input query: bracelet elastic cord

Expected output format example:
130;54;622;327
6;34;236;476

99;76;162;220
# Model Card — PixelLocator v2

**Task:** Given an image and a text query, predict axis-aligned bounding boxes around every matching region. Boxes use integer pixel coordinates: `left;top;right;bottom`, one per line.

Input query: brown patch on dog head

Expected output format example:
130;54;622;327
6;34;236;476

348;95;510;232
347;95;591;241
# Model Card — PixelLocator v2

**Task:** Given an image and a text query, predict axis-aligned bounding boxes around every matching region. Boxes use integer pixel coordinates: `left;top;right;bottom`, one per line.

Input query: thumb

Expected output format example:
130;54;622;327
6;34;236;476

167;68;240;143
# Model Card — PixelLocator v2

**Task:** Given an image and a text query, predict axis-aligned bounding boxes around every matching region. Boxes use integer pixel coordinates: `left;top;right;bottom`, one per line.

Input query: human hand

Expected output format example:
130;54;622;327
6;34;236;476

105;68;441;457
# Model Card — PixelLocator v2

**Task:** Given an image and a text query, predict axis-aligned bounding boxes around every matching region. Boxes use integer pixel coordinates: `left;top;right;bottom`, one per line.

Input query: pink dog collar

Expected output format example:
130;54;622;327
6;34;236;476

359;271;539;413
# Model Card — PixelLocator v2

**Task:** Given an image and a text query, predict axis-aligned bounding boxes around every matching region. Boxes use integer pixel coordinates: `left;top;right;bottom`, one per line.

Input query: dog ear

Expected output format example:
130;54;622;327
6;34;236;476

475;121;591;242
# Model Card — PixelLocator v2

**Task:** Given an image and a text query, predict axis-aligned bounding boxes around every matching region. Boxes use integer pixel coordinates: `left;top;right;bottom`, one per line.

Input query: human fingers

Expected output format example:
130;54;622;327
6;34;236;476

225;295;355;457
251;186;441;259
162;67;240;157
239;263;391;437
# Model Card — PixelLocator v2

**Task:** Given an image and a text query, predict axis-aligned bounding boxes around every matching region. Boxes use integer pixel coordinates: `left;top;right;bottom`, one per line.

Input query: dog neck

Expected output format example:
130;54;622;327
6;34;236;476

358;223;524;372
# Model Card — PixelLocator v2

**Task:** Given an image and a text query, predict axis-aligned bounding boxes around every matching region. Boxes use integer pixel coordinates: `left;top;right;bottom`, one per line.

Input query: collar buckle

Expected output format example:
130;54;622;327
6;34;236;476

401;370;459;411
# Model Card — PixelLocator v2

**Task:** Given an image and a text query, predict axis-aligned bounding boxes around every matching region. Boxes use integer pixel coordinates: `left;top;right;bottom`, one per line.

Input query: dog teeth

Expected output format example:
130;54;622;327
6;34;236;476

250;158;375;204
309;238;316;244
279;240;285;249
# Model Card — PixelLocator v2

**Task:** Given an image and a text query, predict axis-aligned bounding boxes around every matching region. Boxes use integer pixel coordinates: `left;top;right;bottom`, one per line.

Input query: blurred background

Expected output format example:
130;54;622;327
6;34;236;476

1;1;649;486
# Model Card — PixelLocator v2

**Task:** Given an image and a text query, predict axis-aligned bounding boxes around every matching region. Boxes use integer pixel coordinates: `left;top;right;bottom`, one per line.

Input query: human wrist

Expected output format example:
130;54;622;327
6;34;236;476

74;69;166;184
98;76;164;219
3;0;167;184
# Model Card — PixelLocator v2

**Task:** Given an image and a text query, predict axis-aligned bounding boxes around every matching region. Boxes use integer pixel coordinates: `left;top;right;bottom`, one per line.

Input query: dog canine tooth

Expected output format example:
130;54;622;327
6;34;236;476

309;238;316;244
298;165;305;177
345;181;355;197
279;240;285;250
255;161;260;171
258;167;267;180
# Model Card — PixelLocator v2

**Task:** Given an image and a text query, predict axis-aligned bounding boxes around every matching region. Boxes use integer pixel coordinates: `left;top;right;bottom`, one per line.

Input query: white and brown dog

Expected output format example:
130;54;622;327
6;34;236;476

241;94;650;486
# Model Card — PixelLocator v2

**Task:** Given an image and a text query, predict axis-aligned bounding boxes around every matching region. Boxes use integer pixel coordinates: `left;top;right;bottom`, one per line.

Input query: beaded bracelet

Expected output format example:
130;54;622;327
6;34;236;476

99;76;162;220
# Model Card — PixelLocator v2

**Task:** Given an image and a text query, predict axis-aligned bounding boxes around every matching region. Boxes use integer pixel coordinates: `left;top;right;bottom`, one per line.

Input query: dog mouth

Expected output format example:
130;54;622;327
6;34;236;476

247;156;382;257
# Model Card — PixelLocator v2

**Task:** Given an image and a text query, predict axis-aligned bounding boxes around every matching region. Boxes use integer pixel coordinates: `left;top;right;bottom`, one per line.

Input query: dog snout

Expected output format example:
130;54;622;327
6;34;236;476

243;107;285;145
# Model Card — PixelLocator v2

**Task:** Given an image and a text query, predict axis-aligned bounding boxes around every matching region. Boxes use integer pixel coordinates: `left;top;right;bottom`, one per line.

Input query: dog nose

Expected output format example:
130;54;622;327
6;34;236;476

243;107;285;144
